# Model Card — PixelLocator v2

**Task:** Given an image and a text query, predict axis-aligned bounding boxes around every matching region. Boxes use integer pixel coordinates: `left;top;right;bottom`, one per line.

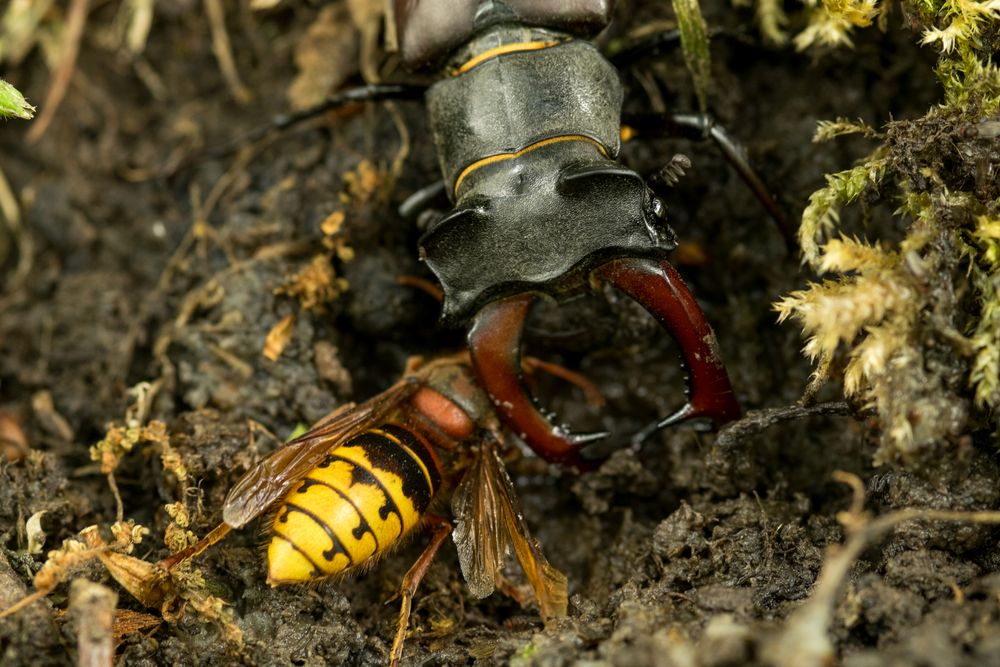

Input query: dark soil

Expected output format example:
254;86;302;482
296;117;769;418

2;1;995;666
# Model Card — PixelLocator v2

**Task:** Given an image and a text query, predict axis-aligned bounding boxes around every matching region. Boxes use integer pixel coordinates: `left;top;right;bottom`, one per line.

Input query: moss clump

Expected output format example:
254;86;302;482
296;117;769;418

774;1;1000;464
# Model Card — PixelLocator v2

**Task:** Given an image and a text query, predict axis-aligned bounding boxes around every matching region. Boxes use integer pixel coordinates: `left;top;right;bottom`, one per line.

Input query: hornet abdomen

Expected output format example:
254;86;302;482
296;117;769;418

267;424;443;584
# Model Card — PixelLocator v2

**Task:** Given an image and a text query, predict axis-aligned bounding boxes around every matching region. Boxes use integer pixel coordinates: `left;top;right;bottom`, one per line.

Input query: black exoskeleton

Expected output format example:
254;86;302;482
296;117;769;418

398;0;677;325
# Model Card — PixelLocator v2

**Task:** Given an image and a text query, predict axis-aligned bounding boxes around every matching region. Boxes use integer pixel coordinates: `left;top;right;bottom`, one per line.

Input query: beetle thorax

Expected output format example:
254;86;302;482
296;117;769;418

425;25;624;200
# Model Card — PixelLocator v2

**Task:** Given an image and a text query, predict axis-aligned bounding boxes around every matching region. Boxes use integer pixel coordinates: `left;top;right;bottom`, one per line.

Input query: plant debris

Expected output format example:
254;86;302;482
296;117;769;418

2;1;999;665
776;0;1000;464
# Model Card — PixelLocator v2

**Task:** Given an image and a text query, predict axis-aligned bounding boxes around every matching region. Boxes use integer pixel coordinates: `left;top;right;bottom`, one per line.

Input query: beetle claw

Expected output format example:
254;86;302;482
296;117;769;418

468;294;601;470
468;257;740;470
594;257;741;431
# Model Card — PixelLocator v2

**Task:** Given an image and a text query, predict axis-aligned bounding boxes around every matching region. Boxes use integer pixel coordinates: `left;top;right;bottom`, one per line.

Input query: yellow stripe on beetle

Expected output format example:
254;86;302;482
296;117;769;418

453;135;609;197
452;41;559;76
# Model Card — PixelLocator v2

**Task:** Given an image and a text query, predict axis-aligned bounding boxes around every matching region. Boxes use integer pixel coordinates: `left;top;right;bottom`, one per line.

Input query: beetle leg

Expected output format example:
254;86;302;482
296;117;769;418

676;112;793;246
608;28;682;68
623;111;793;249
468;294;607;470
398;180;447;218
389;515;452;667
592;257;741;433
210;83;427;160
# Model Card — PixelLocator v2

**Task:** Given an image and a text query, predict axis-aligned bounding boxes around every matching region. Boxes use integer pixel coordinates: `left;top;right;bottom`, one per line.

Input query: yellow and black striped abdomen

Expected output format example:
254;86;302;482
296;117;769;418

267;424;443;584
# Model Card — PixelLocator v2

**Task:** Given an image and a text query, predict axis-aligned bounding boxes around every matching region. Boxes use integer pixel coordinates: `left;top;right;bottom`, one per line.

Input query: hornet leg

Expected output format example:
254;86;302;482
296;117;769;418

389;515;452;667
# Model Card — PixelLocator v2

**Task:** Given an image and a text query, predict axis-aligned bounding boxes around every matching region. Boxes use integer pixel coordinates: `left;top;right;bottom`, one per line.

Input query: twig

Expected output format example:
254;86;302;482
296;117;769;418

715;401;852;450
0;588;49;621
203;0;252;105
385;101;411;189
70;579;117;667
151;239;311;395
762;471;1000;667
0;552;46;620
106;473;124;524
26;0;90;143
0;544;109;620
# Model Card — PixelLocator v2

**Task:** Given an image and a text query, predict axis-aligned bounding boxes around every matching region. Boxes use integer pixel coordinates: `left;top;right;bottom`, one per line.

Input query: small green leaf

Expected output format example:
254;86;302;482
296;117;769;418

0;79;35;120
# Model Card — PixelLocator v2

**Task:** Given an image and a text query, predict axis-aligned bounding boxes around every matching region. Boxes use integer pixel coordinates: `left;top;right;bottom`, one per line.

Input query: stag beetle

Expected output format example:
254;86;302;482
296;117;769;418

235;0;789;468
400;0;756;468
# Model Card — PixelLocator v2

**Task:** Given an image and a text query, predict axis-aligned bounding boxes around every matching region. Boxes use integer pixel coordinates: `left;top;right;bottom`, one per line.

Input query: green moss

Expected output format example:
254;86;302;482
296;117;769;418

775;1;1000;463
798;154;888;267
966;214;1000;409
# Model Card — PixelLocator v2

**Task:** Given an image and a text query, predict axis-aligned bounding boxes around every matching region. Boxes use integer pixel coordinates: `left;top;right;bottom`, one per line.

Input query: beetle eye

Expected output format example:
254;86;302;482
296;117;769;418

651;196;667;221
